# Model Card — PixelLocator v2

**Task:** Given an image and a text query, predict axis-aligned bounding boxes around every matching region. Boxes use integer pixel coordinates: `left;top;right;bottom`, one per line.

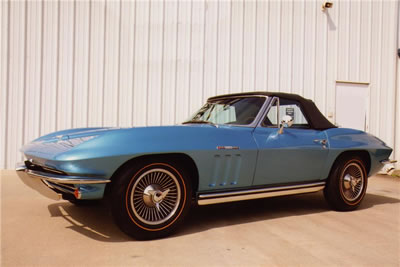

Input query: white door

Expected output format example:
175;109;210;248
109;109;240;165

335;83;369;131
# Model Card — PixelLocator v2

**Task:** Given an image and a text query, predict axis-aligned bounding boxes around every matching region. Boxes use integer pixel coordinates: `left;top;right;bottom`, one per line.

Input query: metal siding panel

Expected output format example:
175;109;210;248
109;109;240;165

41;1;58;135
359;0;371;83
215;0;230;95
0;1;9;168
280;0;293;93
369;0;383;137
87;0;105;127
303;1;316;100
242;0;256;91
337;0;350;81
147;1;164;126
267;1;280;91
349;0;361;81
291;0;305;95
7;1;25;167
118;1;135;127
203;0;218;99
326;2;338;122
57;1;74;131
379;3;389;141
133;1;150;126
73;1;90;128
379;1;397;149
24;1;42;145
254;0;268;90
2;0;399;169
175;1;191;123
103;1;120;127
189;0;205;111
161;0;178;125
314;2;328;112
230;0;244;93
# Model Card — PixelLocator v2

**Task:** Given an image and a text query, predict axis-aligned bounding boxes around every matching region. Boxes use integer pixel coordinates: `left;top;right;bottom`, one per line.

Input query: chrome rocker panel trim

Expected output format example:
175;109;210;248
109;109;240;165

15;162;111;200
197;182;325;205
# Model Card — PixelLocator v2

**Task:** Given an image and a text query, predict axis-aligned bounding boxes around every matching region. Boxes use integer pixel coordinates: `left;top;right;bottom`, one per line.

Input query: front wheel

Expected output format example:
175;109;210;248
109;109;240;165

110;160;192;240
324;155;368;211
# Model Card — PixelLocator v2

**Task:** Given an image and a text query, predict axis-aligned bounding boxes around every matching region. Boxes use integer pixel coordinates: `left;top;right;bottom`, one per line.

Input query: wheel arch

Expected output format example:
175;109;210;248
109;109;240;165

329;150;371;177
105;153;199;197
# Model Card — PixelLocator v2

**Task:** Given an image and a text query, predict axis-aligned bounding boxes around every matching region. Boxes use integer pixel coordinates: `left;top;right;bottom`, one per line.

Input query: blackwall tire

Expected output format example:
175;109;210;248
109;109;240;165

110;160;192;240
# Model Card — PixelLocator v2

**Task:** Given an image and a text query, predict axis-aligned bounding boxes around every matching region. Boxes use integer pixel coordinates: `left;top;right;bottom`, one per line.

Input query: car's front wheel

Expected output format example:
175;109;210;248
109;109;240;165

324;155;368;211
110;160;192;240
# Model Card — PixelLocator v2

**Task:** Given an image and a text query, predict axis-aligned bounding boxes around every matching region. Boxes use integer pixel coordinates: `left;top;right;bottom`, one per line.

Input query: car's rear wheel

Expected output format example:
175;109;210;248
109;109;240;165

110;160;192;240
324;155;368;211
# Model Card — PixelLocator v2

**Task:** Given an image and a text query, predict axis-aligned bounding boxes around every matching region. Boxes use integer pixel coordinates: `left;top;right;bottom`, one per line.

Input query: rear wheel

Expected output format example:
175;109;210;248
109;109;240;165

110;160;192;240
324;155;368;211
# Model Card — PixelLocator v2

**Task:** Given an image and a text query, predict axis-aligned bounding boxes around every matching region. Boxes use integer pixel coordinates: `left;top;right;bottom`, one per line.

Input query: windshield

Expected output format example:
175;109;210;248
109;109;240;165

184;97;266;126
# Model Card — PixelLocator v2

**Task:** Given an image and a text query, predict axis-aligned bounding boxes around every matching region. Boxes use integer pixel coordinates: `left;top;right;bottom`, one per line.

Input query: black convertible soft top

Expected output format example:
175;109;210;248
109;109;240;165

208;91;337;130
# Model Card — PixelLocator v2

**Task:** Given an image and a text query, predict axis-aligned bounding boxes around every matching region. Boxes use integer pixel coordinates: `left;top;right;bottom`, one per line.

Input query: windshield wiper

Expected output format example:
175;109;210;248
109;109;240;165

182;120;217;127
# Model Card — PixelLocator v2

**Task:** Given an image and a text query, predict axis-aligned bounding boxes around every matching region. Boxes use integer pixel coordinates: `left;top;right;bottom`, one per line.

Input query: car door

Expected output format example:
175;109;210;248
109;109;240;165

252;97;329;186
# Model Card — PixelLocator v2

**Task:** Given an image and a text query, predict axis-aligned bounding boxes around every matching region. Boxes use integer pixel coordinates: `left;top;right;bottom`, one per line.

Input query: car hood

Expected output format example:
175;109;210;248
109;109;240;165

21;127;122;161
21;124;251;162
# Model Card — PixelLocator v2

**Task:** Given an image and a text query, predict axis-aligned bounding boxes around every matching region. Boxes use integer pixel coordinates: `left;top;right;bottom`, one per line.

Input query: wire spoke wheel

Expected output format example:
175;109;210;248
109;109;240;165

341;163;364;202
130;168;181;225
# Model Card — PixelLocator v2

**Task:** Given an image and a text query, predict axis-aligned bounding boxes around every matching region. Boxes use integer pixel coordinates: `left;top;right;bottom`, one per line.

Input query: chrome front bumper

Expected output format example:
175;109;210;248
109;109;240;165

16;162;111;200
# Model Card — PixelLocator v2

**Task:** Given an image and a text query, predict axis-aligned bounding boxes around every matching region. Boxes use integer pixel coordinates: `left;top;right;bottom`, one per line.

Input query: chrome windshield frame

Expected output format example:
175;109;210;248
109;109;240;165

186;95;272;128
256;96;280;128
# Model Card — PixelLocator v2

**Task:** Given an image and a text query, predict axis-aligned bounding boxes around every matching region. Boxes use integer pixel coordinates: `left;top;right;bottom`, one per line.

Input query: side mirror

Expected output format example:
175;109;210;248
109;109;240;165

279;115;293;134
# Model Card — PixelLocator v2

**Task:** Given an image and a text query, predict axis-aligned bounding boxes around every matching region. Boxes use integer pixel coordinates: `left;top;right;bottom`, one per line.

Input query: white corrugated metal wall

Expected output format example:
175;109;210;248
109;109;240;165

1;0;399;169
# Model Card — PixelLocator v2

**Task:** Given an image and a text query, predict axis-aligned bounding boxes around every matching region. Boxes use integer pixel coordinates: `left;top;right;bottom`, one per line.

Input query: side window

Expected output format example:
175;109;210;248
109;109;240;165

263;98;310;128
281;102;309;128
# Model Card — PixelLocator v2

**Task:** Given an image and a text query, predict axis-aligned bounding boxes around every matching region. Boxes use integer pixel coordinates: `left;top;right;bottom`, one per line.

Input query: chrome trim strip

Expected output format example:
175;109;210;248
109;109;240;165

251;96;272;128
24;169;111;184
199;182;325;199
380;159;397;164
41;166;65;175
16;162;111;184
216;146;240;150
256;96;278;128
43;180;75;195
197;182;325;205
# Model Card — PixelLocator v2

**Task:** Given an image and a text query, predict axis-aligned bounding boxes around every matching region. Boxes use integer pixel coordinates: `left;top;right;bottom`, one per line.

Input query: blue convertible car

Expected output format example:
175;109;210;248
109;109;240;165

17;92;393;239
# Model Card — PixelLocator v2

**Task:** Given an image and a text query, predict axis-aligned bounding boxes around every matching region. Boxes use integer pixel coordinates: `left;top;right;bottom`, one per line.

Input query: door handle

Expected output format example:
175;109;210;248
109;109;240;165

314;139;327;146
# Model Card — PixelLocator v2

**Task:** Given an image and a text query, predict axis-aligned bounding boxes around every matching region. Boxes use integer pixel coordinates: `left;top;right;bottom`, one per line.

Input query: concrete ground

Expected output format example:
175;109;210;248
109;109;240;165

1;170;399;267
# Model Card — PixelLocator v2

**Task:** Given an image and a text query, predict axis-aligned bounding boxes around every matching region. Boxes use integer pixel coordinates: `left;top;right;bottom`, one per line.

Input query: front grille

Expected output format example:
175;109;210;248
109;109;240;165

44;180;75;194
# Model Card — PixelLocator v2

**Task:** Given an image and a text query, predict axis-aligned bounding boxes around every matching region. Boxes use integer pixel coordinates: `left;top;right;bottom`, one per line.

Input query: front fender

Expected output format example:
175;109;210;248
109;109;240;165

322;128;392;177
23;125;259;192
